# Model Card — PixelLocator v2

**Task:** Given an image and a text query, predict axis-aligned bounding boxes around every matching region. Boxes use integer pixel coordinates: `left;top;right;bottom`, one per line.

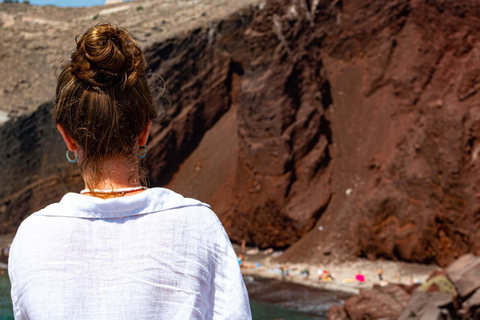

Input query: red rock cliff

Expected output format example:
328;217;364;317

166;0;480;266
267;0;480;266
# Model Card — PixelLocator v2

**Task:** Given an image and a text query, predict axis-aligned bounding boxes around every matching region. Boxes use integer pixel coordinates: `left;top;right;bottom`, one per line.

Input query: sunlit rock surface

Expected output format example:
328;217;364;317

329;254;480;320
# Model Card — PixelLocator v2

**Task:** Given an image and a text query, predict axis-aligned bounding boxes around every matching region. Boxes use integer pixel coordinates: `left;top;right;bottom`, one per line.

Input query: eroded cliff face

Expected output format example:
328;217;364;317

3;0;480;266
167;0;480;266
221;1;334;248
275;0;480;266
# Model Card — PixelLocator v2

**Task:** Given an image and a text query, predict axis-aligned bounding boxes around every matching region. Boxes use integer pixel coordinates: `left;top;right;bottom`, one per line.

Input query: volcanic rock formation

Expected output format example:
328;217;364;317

329;254;480;320
276;0;480;266
3;0;480;267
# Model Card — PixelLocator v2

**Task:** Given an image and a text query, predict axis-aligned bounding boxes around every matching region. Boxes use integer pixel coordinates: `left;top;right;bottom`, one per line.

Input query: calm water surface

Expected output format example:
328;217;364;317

246;276;349;320
0;274;348;320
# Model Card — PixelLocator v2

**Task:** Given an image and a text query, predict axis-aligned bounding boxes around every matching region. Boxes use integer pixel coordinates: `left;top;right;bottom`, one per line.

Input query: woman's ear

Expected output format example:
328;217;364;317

57;124;77;151
138;121;152;146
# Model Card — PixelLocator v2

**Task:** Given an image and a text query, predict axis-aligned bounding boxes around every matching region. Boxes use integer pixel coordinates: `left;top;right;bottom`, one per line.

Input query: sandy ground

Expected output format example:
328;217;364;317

234;245;439;295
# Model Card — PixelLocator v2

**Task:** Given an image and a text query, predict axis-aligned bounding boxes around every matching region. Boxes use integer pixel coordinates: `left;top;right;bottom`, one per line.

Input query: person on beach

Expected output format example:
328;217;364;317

238;254;245;267
280;264;286;280
377;267;383;281
317;268;324;280
355;271;365;282
301;267;310;280
1;247;8;258
8;23;251;320
321;269;333;281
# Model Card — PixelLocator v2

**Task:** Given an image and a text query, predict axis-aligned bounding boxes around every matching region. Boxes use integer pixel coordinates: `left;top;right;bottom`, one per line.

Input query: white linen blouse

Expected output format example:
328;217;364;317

8;188;251;320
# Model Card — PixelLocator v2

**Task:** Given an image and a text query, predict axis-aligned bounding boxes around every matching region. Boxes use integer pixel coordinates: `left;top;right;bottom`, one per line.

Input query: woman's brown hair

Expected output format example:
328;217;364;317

53;23;157;191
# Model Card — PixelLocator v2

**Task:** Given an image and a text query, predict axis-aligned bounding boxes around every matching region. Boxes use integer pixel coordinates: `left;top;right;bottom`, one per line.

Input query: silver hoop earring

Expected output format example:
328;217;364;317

66;150;79;163
138;144;148;159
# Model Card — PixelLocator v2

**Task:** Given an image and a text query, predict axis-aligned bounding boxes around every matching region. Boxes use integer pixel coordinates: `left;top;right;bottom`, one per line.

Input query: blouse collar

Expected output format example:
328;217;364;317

34;187;209;219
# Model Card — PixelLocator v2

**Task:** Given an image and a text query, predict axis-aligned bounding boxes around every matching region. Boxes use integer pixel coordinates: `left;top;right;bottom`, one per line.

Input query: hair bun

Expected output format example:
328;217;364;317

71;23;145;88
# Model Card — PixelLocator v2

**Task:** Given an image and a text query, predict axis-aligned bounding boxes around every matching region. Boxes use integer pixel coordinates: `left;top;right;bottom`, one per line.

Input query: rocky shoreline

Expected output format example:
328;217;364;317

239;247;480;320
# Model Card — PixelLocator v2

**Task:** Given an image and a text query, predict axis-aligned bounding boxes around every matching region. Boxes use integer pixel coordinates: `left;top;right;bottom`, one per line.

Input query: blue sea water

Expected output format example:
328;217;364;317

250;301;324;320
245;276;349;320
0;274;347;319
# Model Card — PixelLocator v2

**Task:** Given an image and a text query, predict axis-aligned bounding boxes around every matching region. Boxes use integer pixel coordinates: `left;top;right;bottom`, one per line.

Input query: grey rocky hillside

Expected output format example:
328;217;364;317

0;0;261;120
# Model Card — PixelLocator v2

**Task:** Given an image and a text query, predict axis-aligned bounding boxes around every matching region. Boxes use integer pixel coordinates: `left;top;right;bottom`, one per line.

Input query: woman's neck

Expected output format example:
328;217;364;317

83;157;142;191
